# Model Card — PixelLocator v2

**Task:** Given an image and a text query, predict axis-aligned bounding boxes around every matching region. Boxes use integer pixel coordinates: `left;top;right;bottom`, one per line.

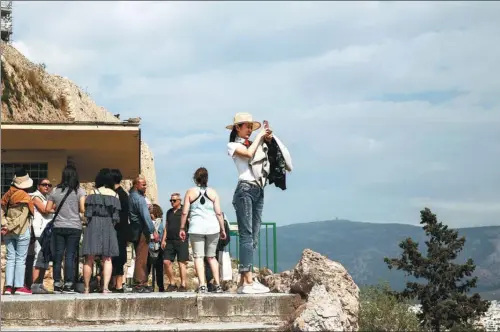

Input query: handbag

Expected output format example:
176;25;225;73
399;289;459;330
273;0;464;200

39;188;73;262
148;218;163;262
2;197;31;236
218;250;233;281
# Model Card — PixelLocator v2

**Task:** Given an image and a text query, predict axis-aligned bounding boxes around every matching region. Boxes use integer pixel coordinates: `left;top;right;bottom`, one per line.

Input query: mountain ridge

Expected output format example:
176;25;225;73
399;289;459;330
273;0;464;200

275;219;500;299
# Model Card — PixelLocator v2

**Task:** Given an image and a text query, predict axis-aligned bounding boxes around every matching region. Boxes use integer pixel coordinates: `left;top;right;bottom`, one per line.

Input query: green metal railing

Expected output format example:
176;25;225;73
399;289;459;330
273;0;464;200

227;222;278;273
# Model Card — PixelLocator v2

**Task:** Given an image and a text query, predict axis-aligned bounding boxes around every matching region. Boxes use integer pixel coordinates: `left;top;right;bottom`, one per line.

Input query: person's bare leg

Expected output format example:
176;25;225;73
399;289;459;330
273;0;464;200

178;261;187;288
115;275;124;290
238;271;253;287
206;257;220;285
83;256;95;293
102;256;112;292
244;271;253;284
163;260;175;285
193;258;206;286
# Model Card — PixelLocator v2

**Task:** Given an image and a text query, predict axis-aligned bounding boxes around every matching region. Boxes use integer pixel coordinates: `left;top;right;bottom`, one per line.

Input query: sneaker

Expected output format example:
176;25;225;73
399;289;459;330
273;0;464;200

31;284;50;294
3;286;13;295
237;283;267;294
112;288;124;293
133;285;151;293
166;284;178;292
62;285;77;294
237;284;256;294
178;286;187;292
253;279;270;293
207;283;214;292
158;287;165;293
197;285;208;294
212;285;223;293
53;284;63;294
120;283;133;293
15;287;32;295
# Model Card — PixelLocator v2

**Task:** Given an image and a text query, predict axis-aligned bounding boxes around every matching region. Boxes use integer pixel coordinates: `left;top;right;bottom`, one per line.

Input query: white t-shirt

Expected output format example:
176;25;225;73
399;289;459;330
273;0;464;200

227;142;257;182
30;190;53;238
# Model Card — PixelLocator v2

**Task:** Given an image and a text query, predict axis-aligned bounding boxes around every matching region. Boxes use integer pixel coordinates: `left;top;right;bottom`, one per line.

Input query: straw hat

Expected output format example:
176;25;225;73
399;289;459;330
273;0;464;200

225;112;261;131
12;168;33;189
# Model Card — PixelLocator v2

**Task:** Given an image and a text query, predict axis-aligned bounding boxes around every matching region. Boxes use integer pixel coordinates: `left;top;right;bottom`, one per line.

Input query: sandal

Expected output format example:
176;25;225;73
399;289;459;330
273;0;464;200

102;288;112;294
83;288;90;294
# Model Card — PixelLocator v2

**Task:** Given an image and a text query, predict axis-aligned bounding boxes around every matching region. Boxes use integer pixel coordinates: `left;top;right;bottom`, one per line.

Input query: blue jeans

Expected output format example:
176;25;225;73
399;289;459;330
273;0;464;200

4;226;31;288
232;181;264;273
52;227;82;288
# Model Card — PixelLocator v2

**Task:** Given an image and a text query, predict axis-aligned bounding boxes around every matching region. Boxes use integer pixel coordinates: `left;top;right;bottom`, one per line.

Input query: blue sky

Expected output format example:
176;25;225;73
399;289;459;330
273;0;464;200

12;1;500;228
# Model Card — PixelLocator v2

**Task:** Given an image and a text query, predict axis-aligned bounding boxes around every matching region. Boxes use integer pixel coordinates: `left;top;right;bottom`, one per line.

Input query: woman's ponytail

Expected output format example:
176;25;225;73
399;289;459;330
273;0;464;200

229;126;237;142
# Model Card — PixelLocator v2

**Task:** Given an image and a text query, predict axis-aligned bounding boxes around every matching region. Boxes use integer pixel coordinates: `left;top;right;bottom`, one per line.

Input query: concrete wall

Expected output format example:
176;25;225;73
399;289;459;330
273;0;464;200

1;293;298;326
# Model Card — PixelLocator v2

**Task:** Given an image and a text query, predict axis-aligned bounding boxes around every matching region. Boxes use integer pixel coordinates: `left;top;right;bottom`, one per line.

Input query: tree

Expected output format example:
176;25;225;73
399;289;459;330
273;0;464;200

384;208;490;332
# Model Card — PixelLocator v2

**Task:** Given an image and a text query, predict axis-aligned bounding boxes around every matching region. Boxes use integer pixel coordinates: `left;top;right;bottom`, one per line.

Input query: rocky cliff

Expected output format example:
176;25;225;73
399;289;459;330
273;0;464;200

262;249;361;331
0;41;158;202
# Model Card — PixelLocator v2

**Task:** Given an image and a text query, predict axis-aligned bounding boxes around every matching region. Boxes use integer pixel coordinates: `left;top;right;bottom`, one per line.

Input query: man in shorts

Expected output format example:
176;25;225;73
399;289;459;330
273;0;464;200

161;193;189;292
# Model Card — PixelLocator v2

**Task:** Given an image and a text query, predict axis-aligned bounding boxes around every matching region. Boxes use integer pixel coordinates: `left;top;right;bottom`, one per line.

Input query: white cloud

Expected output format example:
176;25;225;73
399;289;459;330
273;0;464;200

11;1;500;227
413;199;500;214
149;133;223;158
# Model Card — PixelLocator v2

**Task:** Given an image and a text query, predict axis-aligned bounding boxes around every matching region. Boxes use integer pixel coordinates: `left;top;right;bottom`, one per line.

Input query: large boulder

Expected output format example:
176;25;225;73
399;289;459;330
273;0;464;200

263;269;293;293
292;284;347;331
262;249;360;331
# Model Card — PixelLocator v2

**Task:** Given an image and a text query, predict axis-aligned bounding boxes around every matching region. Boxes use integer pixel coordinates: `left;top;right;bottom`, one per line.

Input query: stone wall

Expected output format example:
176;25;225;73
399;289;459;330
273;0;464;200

140;141;158;203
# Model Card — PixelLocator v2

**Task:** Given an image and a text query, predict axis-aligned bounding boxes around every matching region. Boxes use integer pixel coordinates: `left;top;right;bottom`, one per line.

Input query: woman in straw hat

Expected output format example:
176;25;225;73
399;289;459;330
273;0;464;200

1;167;35;295
226;112;272;294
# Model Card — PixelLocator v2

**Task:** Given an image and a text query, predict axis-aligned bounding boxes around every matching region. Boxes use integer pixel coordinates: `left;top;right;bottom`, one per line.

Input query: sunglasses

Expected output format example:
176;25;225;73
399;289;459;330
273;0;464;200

170;199;179;203
40;183;52;188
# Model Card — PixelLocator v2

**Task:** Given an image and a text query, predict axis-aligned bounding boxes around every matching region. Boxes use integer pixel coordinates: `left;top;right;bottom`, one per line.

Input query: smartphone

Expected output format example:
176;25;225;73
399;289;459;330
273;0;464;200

263;120;269;130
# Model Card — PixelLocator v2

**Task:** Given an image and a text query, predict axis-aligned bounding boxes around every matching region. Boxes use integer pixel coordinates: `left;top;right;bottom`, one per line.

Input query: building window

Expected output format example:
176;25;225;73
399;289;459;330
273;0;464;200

1;163;48;196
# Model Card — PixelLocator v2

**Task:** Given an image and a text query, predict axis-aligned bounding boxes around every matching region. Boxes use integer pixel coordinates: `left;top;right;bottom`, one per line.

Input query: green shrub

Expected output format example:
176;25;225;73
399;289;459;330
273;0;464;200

359;282;423;332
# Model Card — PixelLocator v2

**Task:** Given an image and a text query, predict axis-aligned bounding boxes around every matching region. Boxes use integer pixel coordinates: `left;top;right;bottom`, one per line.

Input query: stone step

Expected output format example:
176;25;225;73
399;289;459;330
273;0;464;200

2;322;282;332
1;292;297;328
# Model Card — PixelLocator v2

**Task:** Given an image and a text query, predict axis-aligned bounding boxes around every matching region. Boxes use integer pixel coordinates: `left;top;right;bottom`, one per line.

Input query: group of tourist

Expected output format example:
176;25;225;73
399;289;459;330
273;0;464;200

1;112;292;296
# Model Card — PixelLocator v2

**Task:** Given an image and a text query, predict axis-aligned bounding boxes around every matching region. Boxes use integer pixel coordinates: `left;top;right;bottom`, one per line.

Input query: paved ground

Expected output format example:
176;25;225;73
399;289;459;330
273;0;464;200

2;322;282;331
1;291;292;302
1;291;296;330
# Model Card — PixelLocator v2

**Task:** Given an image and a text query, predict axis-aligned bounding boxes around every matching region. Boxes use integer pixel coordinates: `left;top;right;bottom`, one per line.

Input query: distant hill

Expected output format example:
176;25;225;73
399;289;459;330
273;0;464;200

275;220;500;299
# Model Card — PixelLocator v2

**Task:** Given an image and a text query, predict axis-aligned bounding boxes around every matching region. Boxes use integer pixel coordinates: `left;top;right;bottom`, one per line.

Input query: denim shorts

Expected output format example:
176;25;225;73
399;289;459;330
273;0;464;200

29;238;50;269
